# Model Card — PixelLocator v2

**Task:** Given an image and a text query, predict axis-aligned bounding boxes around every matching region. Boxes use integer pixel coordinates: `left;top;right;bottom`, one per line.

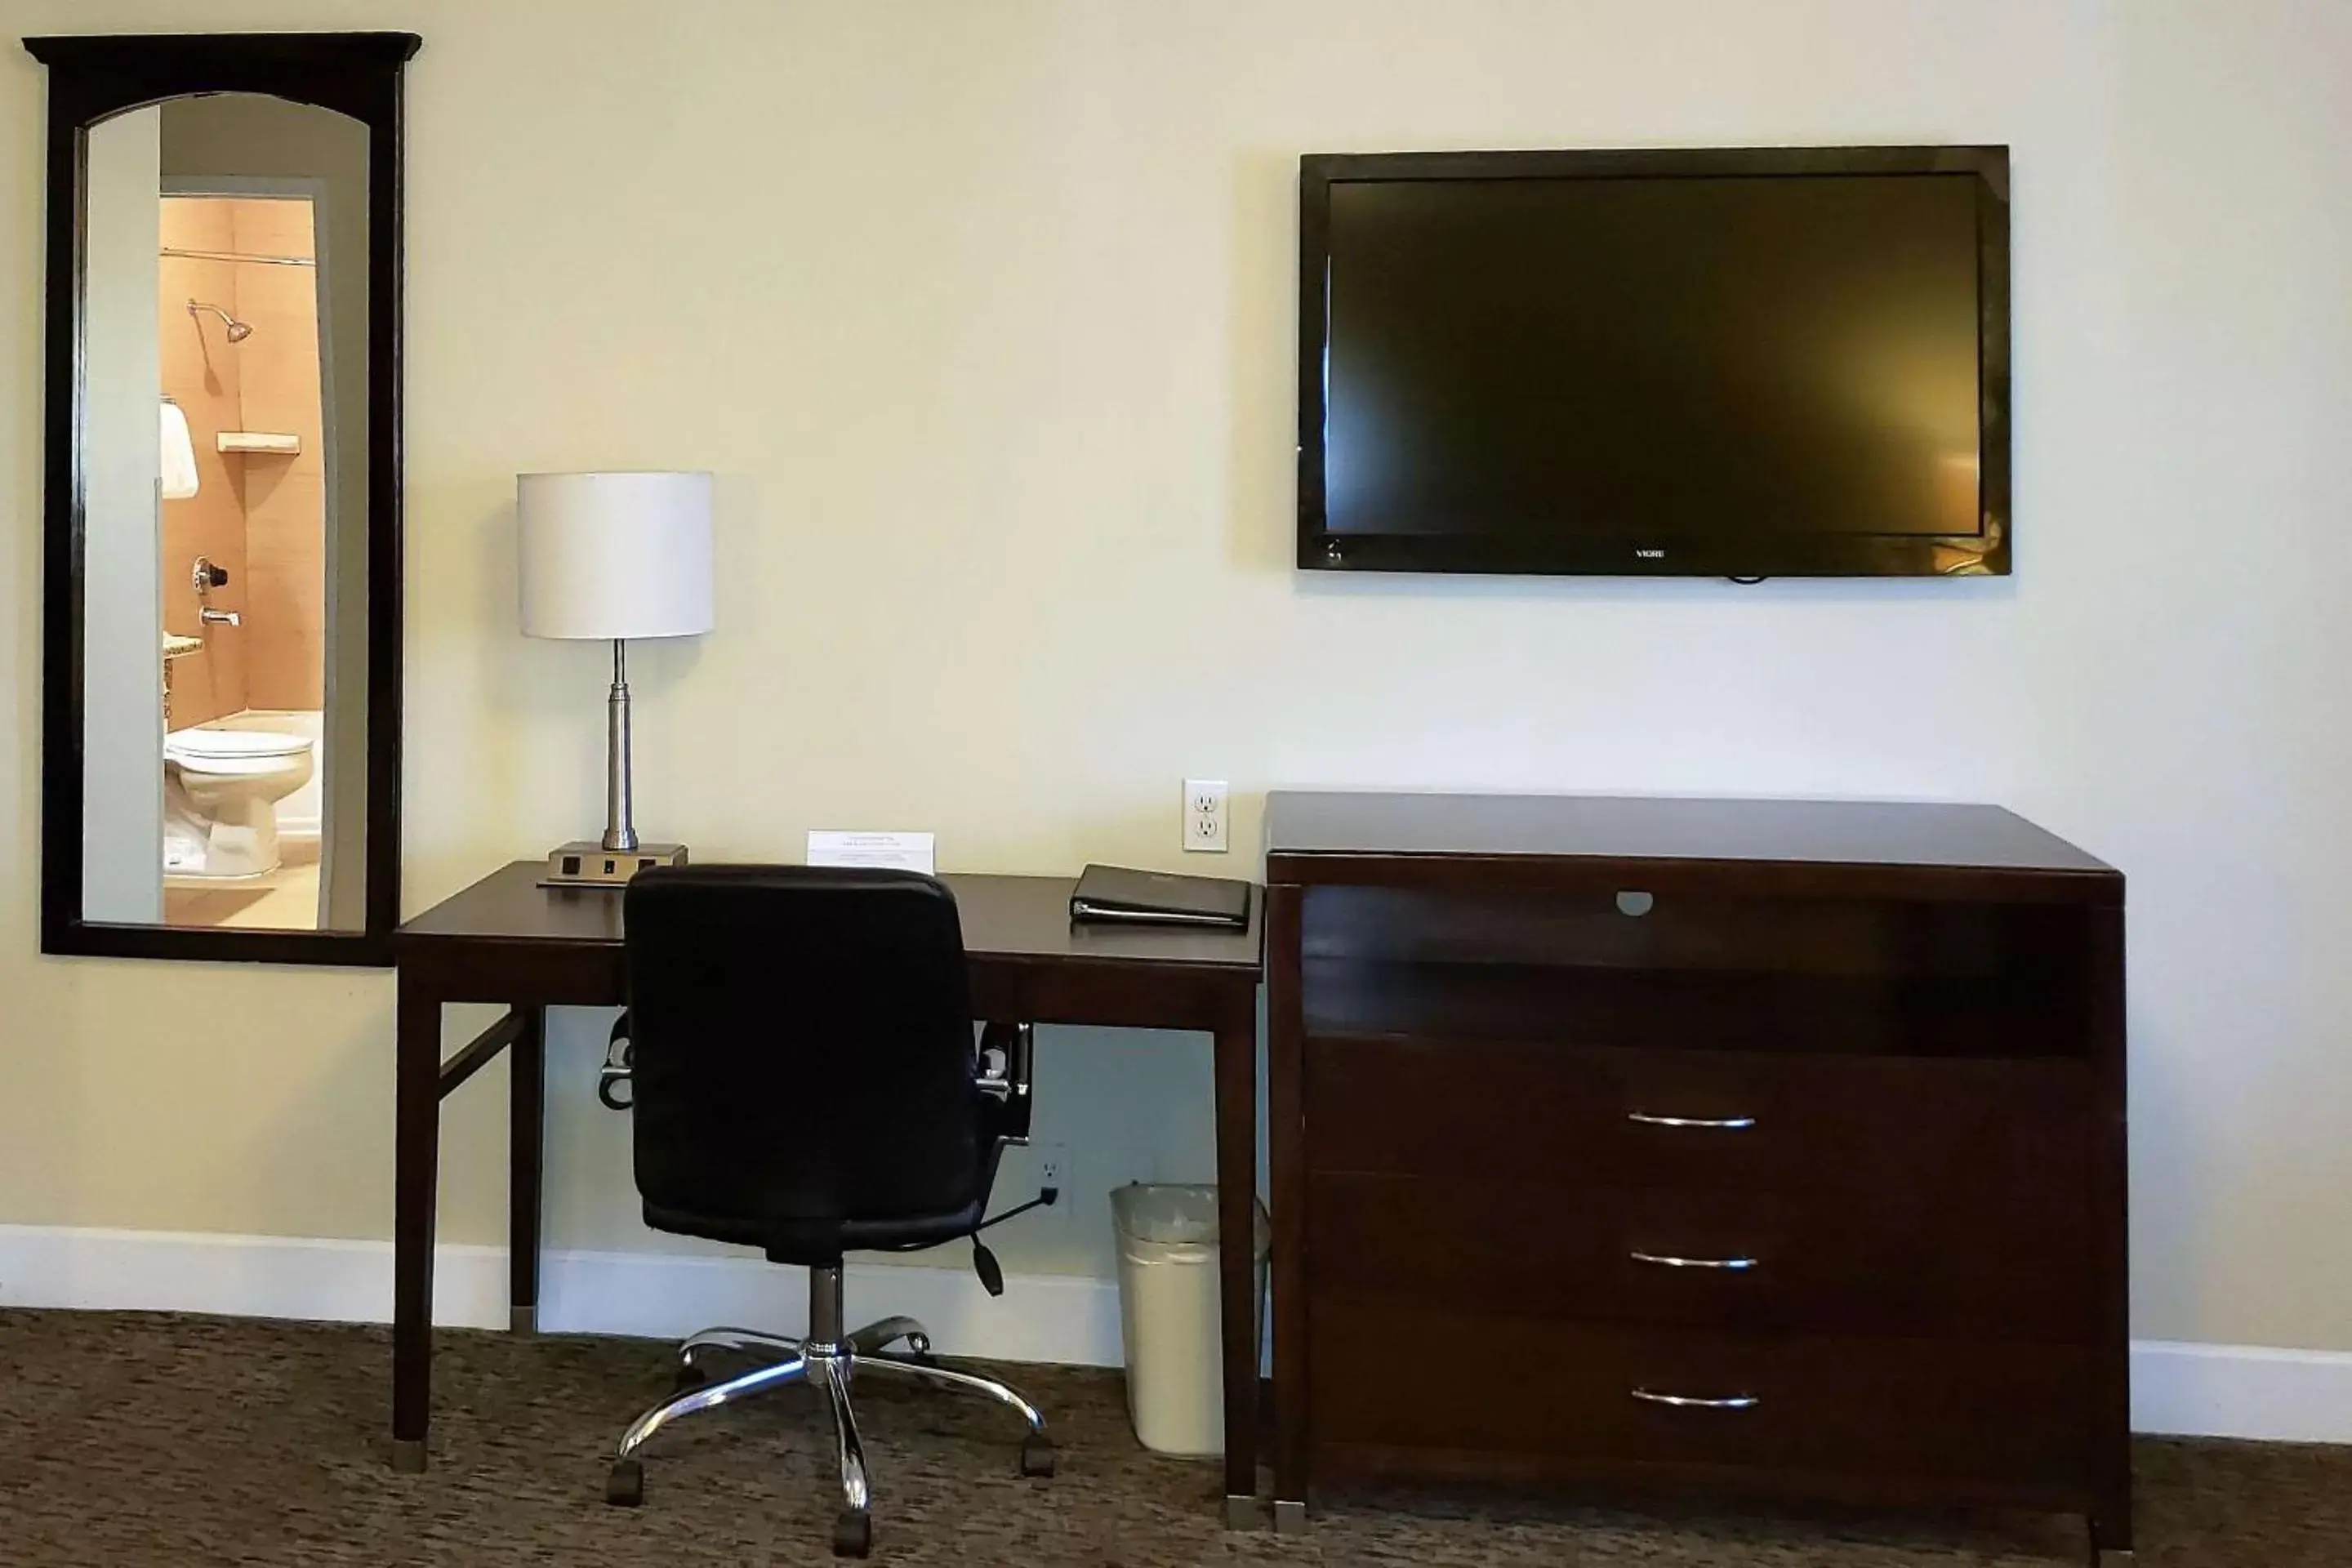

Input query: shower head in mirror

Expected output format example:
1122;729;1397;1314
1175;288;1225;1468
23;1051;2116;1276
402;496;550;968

186;299;252;342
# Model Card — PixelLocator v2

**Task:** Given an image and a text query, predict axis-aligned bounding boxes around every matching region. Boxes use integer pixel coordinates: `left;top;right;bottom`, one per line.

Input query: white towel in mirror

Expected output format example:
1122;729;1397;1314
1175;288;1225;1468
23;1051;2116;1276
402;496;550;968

159;398;199;501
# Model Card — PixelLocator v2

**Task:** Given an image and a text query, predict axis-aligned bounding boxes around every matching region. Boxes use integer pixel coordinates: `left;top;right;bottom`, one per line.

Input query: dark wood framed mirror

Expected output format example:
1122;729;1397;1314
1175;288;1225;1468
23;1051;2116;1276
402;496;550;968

24;33;418;964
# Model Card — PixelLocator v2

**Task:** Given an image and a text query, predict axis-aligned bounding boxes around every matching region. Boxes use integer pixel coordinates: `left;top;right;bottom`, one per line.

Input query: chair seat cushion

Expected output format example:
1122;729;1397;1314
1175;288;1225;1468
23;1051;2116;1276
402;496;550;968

640;1140;1008;1266
642;1194;992;1266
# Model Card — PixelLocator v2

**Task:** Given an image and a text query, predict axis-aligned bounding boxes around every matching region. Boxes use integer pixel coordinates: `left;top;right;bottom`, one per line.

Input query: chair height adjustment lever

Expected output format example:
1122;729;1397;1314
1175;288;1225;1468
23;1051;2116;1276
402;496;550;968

972;1237;1005;1297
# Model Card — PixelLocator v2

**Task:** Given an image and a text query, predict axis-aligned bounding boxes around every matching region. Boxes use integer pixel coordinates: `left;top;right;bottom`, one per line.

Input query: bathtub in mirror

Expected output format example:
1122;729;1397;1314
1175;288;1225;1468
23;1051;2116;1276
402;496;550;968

27;33;418;963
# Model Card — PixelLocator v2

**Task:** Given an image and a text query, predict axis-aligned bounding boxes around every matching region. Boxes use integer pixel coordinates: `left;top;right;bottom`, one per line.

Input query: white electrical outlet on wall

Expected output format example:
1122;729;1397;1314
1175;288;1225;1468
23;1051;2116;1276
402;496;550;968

1183;779;1229;852
1024;1142;1073;1238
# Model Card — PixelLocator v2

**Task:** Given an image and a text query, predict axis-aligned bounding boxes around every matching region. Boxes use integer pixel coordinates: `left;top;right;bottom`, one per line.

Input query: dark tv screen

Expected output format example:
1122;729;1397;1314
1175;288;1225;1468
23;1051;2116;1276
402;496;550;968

1300;148;2009;577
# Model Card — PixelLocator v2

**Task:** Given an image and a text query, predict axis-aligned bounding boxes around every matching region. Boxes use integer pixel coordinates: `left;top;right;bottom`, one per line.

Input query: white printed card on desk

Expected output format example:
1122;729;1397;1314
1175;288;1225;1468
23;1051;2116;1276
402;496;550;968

805;831;937;875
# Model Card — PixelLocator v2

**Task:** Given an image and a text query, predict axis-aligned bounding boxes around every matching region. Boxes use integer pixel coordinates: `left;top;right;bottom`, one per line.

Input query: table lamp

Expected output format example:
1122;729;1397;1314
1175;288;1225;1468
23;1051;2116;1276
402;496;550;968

518;470;715;888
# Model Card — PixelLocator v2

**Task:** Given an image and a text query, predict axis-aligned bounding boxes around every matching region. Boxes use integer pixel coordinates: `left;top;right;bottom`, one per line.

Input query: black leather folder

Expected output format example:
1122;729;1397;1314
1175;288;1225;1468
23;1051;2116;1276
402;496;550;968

1069;864;1251;929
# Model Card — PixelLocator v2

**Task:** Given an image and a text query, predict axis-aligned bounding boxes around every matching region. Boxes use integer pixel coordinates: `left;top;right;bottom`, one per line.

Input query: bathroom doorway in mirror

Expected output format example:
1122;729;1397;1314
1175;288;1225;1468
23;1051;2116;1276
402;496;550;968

144;135;362;930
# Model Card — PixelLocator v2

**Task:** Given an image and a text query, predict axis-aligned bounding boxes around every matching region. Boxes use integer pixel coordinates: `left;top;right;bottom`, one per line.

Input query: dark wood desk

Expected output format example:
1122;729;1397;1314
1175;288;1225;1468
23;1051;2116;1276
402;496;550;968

392;861;1267;1522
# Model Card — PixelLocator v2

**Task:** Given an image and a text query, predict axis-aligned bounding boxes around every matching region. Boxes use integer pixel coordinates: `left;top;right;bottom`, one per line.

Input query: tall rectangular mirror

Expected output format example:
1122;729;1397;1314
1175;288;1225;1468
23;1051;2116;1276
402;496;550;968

26;33;416;964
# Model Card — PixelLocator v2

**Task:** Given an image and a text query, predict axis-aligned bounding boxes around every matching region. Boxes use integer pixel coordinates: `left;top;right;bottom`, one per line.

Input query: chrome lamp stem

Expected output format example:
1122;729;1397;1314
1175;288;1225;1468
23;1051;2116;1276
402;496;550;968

603;638;638;853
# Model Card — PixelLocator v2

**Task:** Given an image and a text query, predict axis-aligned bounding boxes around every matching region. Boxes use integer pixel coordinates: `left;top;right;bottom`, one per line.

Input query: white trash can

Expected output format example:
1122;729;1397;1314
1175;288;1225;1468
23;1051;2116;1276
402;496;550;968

1111;1183;1271;1457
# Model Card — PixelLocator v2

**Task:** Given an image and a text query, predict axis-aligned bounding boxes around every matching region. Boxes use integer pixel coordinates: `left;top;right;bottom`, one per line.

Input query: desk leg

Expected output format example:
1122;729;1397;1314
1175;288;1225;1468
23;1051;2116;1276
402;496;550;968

509;1007;546;1334
391;978;442;1473
1212;1001;1262;1527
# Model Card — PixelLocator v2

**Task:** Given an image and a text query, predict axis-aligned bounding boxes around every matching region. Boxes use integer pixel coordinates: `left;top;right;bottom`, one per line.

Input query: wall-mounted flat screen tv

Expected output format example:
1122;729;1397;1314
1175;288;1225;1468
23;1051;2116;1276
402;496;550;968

1298;146;2010;577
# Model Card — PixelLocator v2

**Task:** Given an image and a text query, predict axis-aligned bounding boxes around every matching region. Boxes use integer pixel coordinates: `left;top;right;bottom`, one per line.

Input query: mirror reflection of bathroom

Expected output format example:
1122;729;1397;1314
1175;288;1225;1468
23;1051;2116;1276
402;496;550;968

81;95;370;933
161;186;325;927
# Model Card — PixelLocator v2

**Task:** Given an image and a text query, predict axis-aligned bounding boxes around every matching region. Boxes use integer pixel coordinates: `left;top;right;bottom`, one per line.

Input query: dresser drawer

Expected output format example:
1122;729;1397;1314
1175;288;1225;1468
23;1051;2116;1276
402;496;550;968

1303;1036;2090;1200
1306;1171;2089;1339
1307;1300;2091;1493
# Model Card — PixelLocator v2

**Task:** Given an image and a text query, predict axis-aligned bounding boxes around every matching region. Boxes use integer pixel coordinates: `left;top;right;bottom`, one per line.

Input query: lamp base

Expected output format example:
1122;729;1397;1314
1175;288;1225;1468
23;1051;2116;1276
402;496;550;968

538;840;688;889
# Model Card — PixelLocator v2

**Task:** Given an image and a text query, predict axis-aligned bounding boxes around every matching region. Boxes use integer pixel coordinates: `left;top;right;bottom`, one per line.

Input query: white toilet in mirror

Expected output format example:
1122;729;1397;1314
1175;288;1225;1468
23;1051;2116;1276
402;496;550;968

163;726;316;878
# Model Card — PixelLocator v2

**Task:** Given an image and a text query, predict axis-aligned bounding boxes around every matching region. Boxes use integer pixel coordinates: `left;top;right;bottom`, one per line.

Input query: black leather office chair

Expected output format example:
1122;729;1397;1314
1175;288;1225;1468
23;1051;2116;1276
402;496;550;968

602;865;1054;1558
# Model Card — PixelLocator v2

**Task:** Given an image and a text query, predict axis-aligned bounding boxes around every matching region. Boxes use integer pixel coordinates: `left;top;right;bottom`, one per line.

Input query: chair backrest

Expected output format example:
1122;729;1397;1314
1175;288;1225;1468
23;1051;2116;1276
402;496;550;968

622;865;984;1255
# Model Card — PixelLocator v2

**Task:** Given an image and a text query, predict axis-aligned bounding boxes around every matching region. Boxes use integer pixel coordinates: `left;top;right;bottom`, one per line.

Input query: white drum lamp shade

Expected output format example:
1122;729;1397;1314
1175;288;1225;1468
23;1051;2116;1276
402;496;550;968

515;470;715;879
518;470;715;639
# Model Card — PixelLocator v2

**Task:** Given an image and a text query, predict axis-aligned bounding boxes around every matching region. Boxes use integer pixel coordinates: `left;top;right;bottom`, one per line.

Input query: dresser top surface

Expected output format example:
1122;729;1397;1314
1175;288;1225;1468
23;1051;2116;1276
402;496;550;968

1264;792;2116;879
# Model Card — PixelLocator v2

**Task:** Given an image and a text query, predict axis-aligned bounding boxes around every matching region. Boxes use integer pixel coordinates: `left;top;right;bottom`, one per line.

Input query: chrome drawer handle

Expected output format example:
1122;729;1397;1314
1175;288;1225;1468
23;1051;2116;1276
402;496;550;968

1632;1388;1759;1410
1627;1111;1756;1130
1631;1250;1759;1272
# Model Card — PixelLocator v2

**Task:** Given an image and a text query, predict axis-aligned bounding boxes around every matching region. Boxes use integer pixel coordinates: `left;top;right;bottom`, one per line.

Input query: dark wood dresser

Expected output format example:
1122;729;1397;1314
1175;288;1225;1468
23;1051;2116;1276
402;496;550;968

1263;792;2129;1563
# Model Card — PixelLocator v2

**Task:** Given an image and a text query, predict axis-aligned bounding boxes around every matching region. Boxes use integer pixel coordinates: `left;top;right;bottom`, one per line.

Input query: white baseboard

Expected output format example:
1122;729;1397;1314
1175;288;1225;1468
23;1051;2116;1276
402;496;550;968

0;1224;508;1327
7;1224;2352;1440
0;1223;1121;1366
2128;1339;2352;1444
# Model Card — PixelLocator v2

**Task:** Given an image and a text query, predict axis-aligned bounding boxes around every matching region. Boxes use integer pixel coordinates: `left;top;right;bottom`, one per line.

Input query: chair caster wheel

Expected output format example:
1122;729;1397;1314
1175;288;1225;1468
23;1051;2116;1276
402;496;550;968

604;1459;644;1508
1020;1432;1056;1477
832;1509;872;1557
672;1361;707;1394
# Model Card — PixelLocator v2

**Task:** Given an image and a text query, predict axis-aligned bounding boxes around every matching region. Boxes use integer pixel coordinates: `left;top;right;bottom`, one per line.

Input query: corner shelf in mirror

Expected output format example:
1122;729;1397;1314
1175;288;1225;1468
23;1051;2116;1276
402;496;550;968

216;430;301;455
163;634;204;661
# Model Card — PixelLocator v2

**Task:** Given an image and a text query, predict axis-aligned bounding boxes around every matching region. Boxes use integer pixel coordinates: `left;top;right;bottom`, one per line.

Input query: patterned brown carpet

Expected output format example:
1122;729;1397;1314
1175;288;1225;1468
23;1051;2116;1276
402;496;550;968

0;1308;2342;1566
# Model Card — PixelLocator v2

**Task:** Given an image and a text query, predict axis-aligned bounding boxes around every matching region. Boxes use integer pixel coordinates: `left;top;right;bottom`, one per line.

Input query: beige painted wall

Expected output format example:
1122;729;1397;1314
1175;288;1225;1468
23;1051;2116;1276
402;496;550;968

5;1;2352;1352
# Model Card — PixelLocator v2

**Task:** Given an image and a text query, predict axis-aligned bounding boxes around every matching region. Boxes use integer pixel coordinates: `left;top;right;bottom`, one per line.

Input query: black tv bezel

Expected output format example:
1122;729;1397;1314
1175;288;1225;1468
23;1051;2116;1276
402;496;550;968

1296;145;2012;579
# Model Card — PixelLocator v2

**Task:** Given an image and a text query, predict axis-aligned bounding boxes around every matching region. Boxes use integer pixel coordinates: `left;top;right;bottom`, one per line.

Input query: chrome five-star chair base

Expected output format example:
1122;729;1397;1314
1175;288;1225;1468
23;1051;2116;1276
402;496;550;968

604;1263;1054;1559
